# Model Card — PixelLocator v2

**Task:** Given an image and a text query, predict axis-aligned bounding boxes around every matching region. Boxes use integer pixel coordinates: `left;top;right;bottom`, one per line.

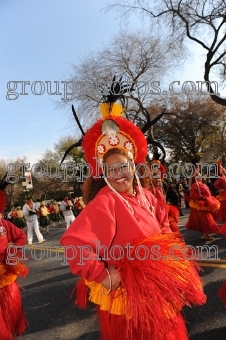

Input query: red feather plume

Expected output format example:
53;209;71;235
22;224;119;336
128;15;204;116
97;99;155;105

82;116;148;177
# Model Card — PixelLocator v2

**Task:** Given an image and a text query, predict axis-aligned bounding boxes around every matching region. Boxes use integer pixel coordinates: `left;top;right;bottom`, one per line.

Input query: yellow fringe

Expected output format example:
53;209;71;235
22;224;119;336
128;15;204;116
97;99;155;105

100;102;124;119
84;269;185;320
85;280;131;317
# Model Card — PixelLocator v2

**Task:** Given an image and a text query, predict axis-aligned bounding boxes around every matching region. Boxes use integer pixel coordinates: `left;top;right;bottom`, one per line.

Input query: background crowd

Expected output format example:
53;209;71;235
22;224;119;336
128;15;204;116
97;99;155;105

4;196;85;232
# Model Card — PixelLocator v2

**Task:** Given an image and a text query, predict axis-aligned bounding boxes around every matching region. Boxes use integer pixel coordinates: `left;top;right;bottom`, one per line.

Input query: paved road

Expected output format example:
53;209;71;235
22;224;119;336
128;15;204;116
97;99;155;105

17;210;226;340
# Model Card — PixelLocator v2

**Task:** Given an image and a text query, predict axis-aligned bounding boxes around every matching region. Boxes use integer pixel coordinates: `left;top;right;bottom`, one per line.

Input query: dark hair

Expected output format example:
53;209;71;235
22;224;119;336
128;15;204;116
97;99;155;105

82;177;106;204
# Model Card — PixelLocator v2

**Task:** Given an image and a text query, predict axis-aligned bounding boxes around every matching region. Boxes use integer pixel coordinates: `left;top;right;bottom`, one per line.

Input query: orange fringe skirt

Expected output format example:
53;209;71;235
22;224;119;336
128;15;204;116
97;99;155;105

216;191;226;223
74;233;206;340
0;262;28;340
186;198;220;234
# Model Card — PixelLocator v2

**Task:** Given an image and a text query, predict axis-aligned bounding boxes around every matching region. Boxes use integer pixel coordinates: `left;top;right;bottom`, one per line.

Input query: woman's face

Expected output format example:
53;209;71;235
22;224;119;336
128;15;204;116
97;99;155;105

104;153;135;194
151;172;161;187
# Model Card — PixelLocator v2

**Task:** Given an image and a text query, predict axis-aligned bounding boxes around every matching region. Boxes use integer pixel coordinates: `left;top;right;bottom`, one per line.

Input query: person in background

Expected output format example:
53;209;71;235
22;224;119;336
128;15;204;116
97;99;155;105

206;178;216;196
147;162;172;233
13;206;26;229
22;197;45;245
214;164;226;223
186;176;222;240
60;195;75;229
181;178;190;208
7;207;17;224
166;181;184;216
0;189;29;339
49;201;62;227
177;179;186;209
74;197;85;215
39;202;51;234
148;163;180;233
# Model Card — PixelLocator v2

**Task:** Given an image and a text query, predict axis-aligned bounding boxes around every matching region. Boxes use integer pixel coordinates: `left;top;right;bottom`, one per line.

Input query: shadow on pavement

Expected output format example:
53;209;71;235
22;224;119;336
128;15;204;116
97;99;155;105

190;326;226;340
184;279;226;338
20;274;97;336
75;331;100;340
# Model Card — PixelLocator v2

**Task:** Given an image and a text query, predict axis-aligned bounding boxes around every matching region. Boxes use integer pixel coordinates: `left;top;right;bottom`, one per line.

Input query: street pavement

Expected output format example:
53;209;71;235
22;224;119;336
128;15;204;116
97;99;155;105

17;209;226;340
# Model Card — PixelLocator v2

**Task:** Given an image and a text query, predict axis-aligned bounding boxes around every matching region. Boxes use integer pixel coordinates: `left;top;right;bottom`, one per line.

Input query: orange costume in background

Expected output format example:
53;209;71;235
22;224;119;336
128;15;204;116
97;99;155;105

186;180;220;235
149;161;179;233
214;176;226;223
0;191;28;340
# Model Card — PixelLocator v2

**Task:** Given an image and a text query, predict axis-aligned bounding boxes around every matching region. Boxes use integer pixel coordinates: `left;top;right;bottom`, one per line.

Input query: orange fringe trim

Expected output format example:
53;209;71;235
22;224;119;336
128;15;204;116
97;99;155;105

189;200;209;211
216;190;226;202
0;262;28;288
189;199;220;212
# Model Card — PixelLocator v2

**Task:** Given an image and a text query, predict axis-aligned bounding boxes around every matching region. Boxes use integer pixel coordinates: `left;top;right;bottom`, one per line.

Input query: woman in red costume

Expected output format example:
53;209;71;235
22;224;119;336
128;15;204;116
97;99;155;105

186;176;221;240
149;162;180;233
60;98;206;340
0;189;28;340
215;164;226;307
214;165;226;223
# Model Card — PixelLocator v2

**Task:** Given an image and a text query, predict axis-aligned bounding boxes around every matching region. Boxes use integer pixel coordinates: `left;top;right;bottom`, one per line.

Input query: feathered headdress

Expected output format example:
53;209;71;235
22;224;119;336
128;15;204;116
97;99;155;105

81;77;148;177
82;116;148;177
61;76;168;177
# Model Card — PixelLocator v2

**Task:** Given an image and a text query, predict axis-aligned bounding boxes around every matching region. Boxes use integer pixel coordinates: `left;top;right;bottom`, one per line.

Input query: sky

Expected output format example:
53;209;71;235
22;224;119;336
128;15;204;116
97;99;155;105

1;0;207;168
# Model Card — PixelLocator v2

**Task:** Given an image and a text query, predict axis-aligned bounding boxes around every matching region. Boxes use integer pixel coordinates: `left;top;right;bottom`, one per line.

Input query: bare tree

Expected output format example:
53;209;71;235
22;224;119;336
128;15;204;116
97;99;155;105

0;157;29;208
35;136;85;198
106;0;226;106
57;30;183;135
150;96;226;162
